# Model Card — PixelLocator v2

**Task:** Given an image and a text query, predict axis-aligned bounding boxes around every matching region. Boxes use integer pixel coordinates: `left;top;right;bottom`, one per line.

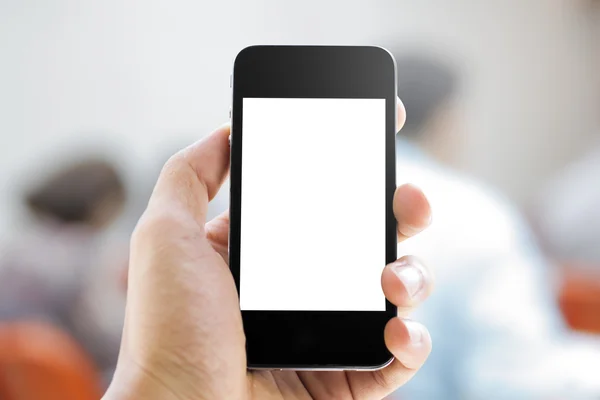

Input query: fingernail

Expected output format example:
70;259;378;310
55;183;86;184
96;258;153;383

391;262;424;299
404;320;424;345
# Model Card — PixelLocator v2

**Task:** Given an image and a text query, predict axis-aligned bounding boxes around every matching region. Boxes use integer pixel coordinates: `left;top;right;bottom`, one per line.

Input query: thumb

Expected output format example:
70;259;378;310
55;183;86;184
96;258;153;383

148;124;230;225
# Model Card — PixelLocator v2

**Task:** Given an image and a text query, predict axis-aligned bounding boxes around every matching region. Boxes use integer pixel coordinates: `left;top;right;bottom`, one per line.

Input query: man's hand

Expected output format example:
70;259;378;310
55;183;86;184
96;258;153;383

105;101;434;400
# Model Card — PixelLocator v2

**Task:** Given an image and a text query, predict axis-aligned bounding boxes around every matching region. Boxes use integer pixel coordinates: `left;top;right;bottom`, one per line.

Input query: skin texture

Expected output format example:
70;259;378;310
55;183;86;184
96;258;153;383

104;101;435;400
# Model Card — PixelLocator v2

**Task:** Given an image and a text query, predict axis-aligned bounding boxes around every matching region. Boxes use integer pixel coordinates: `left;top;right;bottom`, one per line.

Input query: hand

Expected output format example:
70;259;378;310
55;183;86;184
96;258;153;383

104;102;434;400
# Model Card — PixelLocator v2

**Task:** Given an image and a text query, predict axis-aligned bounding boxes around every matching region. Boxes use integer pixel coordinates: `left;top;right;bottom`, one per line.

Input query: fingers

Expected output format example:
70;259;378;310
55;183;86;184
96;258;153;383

375;318;432;386
149;124;231;225
384;318;431;370
394;183;431;242
344;318;431;399
397;96;406;132
381;255;434;317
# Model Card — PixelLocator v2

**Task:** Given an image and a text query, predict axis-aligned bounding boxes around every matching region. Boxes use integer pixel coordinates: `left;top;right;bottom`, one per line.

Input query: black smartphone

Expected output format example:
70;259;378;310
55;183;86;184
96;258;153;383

229;45;397;370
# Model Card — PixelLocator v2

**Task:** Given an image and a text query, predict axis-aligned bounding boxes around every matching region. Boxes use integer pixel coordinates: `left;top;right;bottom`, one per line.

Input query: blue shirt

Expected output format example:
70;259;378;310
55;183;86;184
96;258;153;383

391;139;600;399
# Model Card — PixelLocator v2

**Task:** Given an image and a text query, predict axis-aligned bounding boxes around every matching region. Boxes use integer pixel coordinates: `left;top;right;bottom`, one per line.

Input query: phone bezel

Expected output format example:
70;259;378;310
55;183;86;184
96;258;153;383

229;45;397;370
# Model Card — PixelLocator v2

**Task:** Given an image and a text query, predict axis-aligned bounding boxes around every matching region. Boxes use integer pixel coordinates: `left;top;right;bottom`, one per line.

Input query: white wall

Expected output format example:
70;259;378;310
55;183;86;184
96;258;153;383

0;0;597;236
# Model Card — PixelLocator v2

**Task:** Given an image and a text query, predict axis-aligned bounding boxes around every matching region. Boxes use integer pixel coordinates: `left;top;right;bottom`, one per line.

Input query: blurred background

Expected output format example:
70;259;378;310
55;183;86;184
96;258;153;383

1;0;600;399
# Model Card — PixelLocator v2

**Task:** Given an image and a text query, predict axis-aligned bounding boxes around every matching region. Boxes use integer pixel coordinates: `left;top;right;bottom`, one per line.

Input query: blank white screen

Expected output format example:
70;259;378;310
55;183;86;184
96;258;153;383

240;98;386;311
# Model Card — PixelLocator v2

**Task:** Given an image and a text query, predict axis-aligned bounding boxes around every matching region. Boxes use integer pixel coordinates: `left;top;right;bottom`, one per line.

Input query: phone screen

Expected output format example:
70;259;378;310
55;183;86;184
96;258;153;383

239;97;386;312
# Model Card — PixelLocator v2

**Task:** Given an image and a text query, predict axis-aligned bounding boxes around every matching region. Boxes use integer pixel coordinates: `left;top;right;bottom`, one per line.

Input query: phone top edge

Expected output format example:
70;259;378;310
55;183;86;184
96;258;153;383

233;44;396;66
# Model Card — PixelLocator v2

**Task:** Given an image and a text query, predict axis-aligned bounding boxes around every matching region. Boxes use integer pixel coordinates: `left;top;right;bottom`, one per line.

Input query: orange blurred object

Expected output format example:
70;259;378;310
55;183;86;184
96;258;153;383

559;265;600;335
0;321;102;400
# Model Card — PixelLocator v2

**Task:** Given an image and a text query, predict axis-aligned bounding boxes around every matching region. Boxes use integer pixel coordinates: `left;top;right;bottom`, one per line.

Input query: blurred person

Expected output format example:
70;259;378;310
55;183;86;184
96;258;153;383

388;52;600;399
0;158;127;384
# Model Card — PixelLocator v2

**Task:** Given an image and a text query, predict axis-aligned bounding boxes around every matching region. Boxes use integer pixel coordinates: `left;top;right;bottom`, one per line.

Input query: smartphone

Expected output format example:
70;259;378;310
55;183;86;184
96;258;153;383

229;45;397;370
